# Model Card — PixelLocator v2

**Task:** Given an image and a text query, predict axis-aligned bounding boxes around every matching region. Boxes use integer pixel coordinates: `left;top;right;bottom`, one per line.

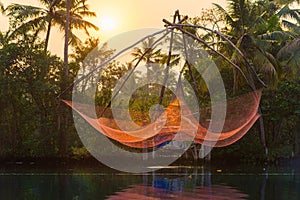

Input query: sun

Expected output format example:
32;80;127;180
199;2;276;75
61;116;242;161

99;16;117;32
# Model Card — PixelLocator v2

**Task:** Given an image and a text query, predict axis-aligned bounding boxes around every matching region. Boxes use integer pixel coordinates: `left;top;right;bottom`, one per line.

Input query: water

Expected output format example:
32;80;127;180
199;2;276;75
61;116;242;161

0;165;299;199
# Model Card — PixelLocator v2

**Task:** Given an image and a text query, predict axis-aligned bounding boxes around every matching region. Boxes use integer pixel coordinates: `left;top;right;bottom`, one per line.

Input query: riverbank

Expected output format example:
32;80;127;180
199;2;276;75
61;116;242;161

1;155;299;174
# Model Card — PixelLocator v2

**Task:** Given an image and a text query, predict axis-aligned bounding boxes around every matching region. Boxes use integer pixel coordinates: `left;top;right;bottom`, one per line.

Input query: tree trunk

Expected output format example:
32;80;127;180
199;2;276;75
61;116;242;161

58;0;71;158
258;107;268;157
295;115;300;156
233;68;239;94
295;78;300;156
64;0;70;77
158;13;176;105
44;18;52;53
146;62;150;102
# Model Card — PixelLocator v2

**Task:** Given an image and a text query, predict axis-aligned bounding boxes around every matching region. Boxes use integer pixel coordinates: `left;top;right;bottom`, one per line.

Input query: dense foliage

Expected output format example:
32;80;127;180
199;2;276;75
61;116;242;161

0;0;299;164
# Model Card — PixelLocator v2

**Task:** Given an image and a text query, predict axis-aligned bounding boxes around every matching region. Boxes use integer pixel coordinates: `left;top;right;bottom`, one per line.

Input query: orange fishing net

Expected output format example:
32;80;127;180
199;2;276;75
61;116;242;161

63;89;261;148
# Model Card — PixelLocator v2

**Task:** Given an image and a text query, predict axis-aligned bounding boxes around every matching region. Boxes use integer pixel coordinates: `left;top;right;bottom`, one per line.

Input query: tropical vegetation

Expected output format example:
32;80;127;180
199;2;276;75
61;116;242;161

0;0;299;164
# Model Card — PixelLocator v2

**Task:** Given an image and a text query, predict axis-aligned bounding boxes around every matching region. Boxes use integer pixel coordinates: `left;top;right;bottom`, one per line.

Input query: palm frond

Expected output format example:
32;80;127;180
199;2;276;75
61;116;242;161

77;10;97;18
8;16;48;40
252;12;267;27
278;40;300;58
49;0;62;8
258;30;294;41
277;38;300;58
213;3;235;26
277;38;300;76
5;4;46;19
68;31;82;46
251;49;278;87
0;2;4;13
274;0;299;5
69;17;99;33
281;20;300;33
277;5;300;23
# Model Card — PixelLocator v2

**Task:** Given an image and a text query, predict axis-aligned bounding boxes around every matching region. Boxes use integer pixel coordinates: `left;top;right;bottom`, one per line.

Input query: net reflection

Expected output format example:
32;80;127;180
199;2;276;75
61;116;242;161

107;177;249;200
107;184;248;199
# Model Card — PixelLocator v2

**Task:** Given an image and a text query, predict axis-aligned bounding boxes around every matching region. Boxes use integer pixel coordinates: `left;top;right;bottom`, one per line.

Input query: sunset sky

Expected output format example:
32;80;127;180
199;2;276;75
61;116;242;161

0;0;227;56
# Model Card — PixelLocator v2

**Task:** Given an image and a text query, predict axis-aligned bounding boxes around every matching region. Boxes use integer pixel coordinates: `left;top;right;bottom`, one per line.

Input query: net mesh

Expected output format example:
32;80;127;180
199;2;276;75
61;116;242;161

63;89;261;148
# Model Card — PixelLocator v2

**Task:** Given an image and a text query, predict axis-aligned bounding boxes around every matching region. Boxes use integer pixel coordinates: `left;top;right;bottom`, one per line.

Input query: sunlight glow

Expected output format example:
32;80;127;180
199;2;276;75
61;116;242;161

99;16;117;32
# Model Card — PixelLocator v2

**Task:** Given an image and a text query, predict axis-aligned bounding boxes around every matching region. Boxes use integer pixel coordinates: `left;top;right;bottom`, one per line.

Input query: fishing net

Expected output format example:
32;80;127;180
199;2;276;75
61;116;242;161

62;11;264;151
63;88;261;148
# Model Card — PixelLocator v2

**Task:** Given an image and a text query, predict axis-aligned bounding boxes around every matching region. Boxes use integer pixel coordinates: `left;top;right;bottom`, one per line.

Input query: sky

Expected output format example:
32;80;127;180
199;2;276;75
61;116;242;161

0;0;227;56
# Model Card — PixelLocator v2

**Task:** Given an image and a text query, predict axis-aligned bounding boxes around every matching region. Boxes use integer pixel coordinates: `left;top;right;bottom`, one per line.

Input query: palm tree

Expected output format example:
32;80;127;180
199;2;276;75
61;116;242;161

210;0;299;157
213;0;283;90
249;0;300;80
131;37;162;101
62;0;99;76
277;37;300;76
4;0;98;56
212;0;280;157
5;0;63;52
64;0;70;76
275;0;300;77
57;0;99;157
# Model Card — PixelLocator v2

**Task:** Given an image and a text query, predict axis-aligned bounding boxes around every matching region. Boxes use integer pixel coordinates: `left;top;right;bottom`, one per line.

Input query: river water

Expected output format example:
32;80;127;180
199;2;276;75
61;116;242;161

0;164;299;199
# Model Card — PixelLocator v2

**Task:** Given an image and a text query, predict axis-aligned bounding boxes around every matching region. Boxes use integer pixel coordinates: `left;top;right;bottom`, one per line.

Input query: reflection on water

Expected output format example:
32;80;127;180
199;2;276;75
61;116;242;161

0;165;299;200
107;184;248;199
